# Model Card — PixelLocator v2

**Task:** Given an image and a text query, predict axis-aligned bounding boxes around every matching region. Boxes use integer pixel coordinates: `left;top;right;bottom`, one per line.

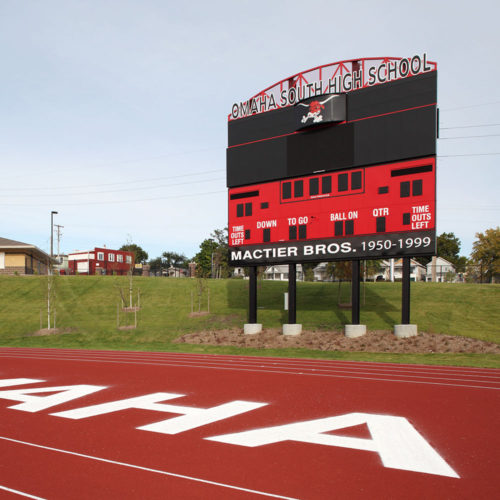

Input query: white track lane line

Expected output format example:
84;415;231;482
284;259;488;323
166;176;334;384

1;349;497;378
0;436;297;500
0;354;498;390
1;352;497;385
0;485;46;500
2;348;499;378
1;350;499;384
108;354;500;375
46;355;500;382
2;348;498;376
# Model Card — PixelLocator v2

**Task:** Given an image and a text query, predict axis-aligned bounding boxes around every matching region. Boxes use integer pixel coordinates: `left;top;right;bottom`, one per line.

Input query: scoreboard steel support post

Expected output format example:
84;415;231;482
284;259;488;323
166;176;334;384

402;257;411;324
288;263;297;325
352;261;361;325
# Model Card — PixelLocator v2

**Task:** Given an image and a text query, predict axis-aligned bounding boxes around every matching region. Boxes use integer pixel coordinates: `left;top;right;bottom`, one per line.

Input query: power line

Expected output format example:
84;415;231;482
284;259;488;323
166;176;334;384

0;176;226;198
2;154;497;202
438;134;500;140
3;140;497;196
440;100;500;111
440;123;500;130
0;168;225;193
439;206;500;211
2;104;499;195
1;146;224;182
3;187;498;211
438;152;500;157
0;189;227;207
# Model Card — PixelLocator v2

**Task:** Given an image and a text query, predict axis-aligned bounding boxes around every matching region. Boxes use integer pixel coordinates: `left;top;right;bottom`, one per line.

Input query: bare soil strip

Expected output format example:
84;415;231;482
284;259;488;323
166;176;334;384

176;329;500;354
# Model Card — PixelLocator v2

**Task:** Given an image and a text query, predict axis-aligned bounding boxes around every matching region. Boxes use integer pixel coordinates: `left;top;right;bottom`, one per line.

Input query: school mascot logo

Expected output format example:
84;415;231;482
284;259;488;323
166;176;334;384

298;95;336;124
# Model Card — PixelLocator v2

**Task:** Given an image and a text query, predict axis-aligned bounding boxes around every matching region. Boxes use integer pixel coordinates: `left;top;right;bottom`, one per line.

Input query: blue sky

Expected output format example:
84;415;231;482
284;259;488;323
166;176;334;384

1;0;499;260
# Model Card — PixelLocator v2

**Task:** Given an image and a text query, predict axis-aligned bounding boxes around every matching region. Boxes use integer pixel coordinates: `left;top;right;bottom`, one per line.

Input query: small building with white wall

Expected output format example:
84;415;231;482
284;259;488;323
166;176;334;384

426;257;456;282
264;264;303;281
0;237;54;275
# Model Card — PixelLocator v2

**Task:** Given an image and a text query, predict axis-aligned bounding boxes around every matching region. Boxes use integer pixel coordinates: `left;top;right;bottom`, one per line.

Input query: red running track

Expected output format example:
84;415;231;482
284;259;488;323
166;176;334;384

0;347;499;499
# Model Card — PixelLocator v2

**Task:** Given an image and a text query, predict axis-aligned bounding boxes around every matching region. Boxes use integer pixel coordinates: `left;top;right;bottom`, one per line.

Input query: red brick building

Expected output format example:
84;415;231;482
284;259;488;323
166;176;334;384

68;247;134;275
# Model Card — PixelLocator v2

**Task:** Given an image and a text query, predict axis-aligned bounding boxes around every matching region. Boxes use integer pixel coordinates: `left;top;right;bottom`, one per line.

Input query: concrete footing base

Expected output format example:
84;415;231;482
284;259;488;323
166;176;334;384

344;324;367;338
394;324;418;338
283;324;302;336
243;323;262;335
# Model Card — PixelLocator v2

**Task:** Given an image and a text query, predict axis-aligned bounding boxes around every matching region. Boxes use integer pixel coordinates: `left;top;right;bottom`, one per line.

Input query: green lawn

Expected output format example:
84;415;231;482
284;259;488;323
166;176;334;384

0;275;499;367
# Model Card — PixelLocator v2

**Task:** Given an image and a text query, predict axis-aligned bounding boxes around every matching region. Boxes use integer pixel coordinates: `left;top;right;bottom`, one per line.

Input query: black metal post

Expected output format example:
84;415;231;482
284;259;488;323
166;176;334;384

351;260;360;325
402;257;411;324
249;266;257;323
288;263;296;324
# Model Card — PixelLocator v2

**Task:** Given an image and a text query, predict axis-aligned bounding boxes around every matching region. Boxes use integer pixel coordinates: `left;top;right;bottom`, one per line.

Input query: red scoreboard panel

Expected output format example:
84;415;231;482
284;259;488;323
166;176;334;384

229;157;436;265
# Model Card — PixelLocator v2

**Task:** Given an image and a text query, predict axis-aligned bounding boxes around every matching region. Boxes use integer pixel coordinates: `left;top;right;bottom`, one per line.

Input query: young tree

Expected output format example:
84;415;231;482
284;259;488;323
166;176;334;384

470;227;500;283
193;228;231;278
331;261;353;305
210;228;231;278
194;238;219;278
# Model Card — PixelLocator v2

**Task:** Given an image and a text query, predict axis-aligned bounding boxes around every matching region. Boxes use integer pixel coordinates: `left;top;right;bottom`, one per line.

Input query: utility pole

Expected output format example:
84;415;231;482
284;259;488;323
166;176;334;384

50;211;58;258
47;211;58;329
54;224;64;260
50;211;58;276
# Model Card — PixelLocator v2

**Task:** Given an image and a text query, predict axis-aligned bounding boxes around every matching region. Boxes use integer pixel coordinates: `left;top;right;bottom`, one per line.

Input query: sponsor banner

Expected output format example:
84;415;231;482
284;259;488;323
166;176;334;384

229;230;435;266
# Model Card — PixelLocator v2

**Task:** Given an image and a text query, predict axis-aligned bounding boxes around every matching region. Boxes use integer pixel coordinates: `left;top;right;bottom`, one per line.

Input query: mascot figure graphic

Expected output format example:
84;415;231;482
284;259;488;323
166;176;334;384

299;95;336;124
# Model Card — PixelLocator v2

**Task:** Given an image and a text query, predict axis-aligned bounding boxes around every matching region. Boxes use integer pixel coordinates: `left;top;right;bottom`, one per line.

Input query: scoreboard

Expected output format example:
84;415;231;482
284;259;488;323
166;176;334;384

227;56;437;266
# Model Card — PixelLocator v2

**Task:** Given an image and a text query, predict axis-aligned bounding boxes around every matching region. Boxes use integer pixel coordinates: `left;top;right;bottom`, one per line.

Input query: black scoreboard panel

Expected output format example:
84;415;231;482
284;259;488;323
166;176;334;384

347;71;437;121
227;137;288;187
227;71;437;188
286;124;355;177
353;105;436;167
228;106;293;146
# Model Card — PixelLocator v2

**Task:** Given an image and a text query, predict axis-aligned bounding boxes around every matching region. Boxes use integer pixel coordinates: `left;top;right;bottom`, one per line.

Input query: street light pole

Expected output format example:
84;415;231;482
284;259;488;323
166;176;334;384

50;211;58;258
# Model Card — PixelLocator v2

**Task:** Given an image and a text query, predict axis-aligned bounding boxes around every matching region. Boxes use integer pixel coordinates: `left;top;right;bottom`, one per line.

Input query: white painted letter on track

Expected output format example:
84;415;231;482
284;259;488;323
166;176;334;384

0;378;45;388
207;412;459;478
0;383;107;413
53;392;268;435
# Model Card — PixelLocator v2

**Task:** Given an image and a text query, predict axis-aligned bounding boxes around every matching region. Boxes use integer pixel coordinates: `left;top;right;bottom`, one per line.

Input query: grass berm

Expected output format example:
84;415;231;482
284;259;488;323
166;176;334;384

0;275;499;368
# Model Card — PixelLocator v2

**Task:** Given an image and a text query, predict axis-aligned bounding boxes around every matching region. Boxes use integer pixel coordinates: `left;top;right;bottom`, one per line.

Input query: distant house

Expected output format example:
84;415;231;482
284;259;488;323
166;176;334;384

53;254;70;275
372;259;392;281
232;267;245;278
0;237;54;275
426;257;456;282
167;266;188;278
263;264;303;281
313;262;330;282
313;261;391;282
68;247;134;275
392;258;427;281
